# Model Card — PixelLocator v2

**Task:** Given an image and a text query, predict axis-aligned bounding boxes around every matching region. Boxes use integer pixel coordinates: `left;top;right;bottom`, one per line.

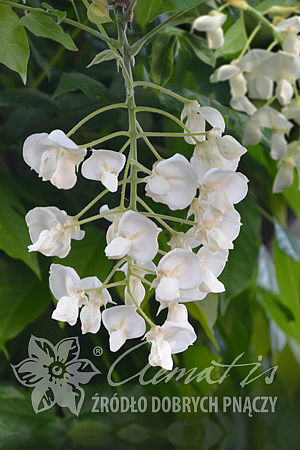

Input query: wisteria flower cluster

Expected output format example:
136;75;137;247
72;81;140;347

202;6;300;194
22;4;249;371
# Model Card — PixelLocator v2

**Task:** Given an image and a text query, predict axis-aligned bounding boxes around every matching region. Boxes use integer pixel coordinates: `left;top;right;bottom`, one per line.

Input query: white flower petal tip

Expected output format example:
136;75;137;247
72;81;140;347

203;168;249;204
81;150;126;192
146;154;198;210
25;207;84;258
192;11;226;49
23;130;86;190
156;249;203;301
105;211;161;263
102;305;146;352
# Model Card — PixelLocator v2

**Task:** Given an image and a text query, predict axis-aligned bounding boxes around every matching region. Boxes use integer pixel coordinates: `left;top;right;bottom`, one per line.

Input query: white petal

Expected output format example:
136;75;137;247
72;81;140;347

192;12;226;32
52;296;79;326
218;135;247;160
246;74;274;100
201;270;225;293
148;335;173;370
25;206;66;243
167;303;188;322
275;17;300;34
210;64;240;82
161;322;196;353
203;168;249;204
147;175;170;195
197;246;228;277
105;236;132;259
283;34;300;55
156;277;180;302
207;28;224;49
47;130;79;150
158;249;203;290
242;122;262;146
28;229;65;257
23;133;49;173
271;133;288;160
81;150;126;192
51;153;78;190
109;329;127;352
273;161;295;193
80;304;101;334
276;78;294;106
230;96;257;115
229;73;247;97
198;106;225;134
49;264;81;300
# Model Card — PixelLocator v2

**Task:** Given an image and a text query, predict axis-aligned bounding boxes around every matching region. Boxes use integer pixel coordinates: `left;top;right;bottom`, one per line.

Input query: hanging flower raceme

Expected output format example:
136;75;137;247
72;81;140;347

26;207;84;258
50;264;112;334
81;149;126;192
192;11;227;49
105;210;161;263
102;305;146;352
23;130;86;189
145;154;198;210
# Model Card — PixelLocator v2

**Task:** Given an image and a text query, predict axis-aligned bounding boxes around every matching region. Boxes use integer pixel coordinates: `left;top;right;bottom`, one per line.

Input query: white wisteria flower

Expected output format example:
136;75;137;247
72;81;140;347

192;11;226;49
119;261;156;307
23;130;86;189
81;149;126;192
145;154;198;210
180;247;228;301
181;102;225;145
238;49;274;100
155;249;203;302
191;204;241;252
102;305;146;352
282;98;300;125
26;207;84;258
242;107;293;151
200;168;249;211
275;16;300;55
50;264;112;334
273;141;300;193
259;51;300;105
191;131;247;184
105;211;161;263
146;319;196;370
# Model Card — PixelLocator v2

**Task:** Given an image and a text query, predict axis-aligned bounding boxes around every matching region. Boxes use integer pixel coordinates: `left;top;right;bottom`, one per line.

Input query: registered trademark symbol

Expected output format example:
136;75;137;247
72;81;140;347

93;346;103;357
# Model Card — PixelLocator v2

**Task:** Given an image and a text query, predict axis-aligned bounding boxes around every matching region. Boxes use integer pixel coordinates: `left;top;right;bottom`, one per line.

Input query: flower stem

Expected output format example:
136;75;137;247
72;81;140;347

134;81;190;103
137;197;174;234
137;131;207;138
103;258;127;286
245;5;284;45
72;208;125;227
139;212;196;226
78;131;130;149
136;121;162;160
131;160;152;175
67;103;127;137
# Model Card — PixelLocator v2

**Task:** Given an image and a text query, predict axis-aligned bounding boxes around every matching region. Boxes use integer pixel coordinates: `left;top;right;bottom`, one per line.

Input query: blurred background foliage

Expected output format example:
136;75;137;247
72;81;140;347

0;0;300;449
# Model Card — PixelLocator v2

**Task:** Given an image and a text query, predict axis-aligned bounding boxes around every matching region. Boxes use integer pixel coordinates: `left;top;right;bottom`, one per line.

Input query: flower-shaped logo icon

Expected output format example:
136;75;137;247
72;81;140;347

11;335;100;415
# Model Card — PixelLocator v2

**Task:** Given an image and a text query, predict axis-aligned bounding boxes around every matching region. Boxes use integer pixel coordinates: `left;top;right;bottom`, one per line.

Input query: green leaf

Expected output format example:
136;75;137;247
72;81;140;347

87;49;117;68
0;201;40;278
53;72;108;99
216;19;246;57
0;259;49;345
68;421;111;447
275;220;300;263
0;88;57;110
257;245;279;294
151;34;177;85
185;33;216;67
220;195;261;299
87;3;112;25
0;6;29;84
20;11;77;51
147;0;204;23
41;3;67;24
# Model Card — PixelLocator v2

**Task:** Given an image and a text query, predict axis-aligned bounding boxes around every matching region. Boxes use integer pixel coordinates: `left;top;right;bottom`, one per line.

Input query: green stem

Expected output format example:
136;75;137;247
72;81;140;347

0;1;121;48
67;103;128;137
238;23;261;60
137;197;174;234
78;131;130;149
139;212;196;226
131;160;152;175
134;81;189;103
72;208;125;227
135;106;202;143
136;121;162;160
103;258;127;286
137;131;207;138
70;0;80;21
245;5;284;45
